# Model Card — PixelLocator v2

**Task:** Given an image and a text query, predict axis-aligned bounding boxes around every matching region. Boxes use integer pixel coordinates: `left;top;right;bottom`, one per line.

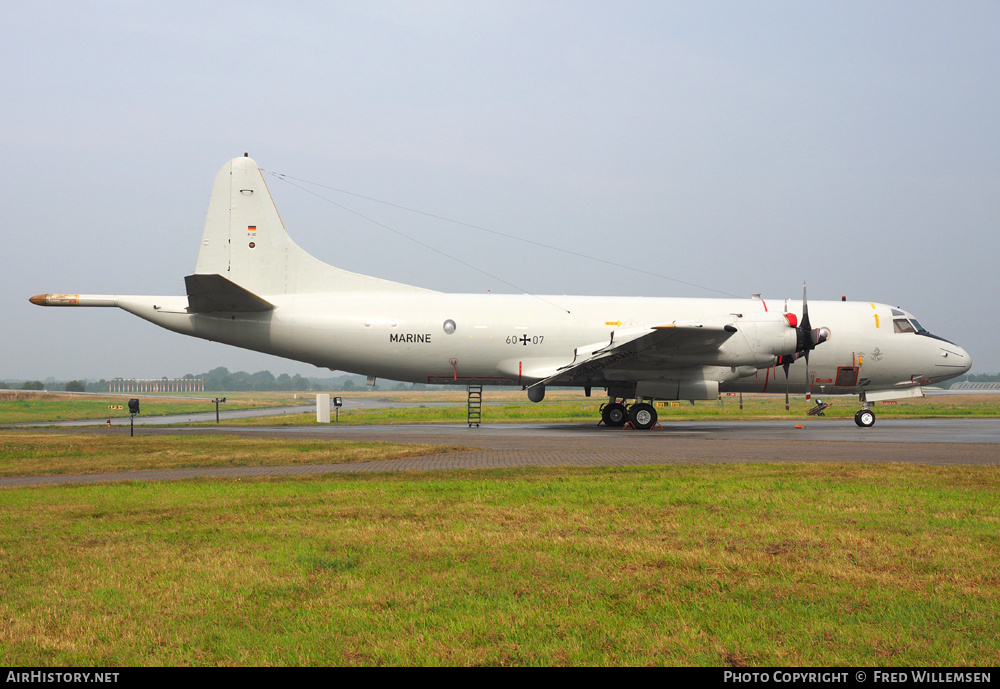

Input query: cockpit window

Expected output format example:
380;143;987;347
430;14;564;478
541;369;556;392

893;312;954;344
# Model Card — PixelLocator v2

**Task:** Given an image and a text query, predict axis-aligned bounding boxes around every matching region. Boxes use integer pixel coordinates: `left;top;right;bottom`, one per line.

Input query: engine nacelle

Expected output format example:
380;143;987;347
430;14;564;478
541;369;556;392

754;316;803;357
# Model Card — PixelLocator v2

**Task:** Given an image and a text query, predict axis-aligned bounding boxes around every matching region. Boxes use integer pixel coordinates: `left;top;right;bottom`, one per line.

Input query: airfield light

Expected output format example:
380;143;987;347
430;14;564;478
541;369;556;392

127;398;140;437
213;397;226;424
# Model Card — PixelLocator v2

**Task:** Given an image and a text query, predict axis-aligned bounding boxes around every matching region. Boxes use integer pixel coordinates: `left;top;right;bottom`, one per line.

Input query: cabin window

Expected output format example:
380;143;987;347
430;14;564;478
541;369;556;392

893;318;916;334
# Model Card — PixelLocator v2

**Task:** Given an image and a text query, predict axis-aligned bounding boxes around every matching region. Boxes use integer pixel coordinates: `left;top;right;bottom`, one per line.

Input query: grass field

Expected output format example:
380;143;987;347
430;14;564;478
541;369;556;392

3;394;998;666
3;390;997;427
2;458;998;666
0;391;306;424
0;431;470;477
187;391;1000;427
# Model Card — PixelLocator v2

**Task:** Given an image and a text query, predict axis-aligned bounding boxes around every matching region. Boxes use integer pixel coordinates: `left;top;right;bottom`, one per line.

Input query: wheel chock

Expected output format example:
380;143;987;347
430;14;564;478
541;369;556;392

622;421;664;431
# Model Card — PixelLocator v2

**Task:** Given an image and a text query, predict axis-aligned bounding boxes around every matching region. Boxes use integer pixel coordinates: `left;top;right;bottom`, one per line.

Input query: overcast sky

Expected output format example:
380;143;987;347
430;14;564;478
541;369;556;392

3;1;997;381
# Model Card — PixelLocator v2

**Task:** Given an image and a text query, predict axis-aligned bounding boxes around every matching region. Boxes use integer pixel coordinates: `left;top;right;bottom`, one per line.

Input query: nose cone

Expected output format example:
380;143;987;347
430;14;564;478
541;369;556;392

956;345;973;375
931;341;972;382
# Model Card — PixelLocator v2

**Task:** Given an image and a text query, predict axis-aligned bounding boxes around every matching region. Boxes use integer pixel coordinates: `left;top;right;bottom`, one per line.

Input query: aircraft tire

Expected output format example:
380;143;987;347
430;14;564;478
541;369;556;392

855;409;876;428
601;402;628;427
629;402;658;430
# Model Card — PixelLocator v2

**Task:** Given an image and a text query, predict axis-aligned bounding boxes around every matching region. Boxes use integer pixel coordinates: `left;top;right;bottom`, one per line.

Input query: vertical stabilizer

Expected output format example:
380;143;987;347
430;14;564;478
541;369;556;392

193;156;430;295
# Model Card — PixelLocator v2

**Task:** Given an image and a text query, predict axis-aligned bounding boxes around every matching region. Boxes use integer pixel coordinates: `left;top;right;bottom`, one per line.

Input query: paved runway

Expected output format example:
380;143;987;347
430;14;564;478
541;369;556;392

4;418;999;487
201;417;1000;444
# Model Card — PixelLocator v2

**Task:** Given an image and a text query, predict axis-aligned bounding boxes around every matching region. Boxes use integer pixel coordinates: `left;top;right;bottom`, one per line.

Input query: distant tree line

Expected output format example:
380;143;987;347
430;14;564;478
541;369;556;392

8;370;994;394
0;379;117;393
195;367;313;392
0;369;435;393
192;367;434;392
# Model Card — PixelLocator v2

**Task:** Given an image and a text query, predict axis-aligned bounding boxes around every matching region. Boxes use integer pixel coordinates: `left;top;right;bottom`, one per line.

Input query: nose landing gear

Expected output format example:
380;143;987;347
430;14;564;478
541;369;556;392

855;409;876;427
855;393;875;427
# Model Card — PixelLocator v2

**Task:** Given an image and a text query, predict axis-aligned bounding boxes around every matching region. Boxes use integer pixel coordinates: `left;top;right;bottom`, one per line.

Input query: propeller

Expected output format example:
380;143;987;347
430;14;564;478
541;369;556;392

777;283;831;410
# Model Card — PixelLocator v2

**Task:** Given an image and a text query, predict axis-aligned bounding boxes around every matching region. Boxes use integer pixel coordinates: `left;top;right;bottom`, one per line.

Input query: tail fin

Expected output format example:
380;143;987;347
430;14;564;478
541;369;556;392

192;155;430;296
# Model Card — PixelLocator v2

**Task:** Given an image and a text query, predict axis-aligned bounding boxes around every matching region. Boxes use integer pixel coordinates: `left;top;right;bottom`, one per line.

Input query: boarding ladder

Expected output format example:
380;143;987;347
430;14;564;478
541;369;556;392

467;385;483;427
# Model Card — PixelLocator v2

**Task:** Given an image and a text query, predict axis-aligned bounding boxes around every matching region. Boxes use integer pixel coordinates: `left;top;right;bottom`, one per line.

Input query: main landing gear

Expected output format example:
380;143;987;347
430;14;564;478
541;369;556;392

599;400;658;430
600;402;628;427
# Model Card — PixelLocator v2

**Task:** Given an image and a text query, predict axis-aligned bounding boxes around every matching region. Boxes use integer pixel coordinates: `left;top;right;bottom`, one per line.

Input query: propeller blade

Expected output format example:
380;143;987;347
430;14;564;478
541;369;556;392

784;361;790;411
777;283;829;412
805;356;811;401
801;282;811;333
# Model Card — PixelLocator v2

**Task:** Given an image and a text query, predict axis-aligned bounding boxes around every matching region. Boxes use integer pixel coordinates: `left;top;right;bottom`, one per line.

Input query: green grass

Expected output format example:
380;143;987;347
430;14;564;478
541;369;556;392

0;431;471;477
4;390;998;427
192;401;603;426
2;462;998;666
0;391;296;424
178;394;1000;427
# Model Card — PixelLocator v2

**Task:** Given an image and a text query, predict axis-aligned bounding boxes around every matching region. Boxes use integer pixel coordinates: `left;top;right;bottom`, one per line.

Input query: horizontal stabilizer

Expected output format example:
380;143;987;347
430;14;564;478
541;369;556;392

184;274;274;313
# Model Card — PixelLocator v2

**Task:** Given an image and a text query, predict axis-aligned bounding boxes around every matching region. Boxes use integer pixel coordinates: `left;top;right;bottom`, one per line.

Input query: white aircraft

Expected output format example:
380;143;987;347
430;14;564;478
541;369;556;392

31;155;972;429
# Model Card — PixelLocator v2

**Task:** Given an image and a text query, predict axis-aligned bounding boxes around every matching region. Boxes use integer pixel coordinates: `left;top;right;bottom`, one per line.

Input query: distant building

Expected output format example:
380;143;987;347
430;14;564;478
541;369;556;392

109;377;204;393
950;382;1000;391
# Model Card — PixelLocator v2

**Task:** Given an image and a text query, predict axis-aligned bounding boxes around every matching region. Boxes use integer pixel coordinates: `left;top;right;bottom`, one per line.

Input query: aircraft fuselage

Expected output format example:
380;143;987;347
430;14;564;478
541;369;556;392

32;156;972;428
111;291;968;398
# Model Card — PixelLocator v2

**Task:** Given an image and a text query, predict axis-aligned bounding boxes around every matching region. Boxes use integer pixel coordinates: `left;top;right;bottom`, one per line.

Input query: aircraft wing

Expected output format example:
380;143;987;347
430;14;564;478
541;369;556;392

534;322;739;387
